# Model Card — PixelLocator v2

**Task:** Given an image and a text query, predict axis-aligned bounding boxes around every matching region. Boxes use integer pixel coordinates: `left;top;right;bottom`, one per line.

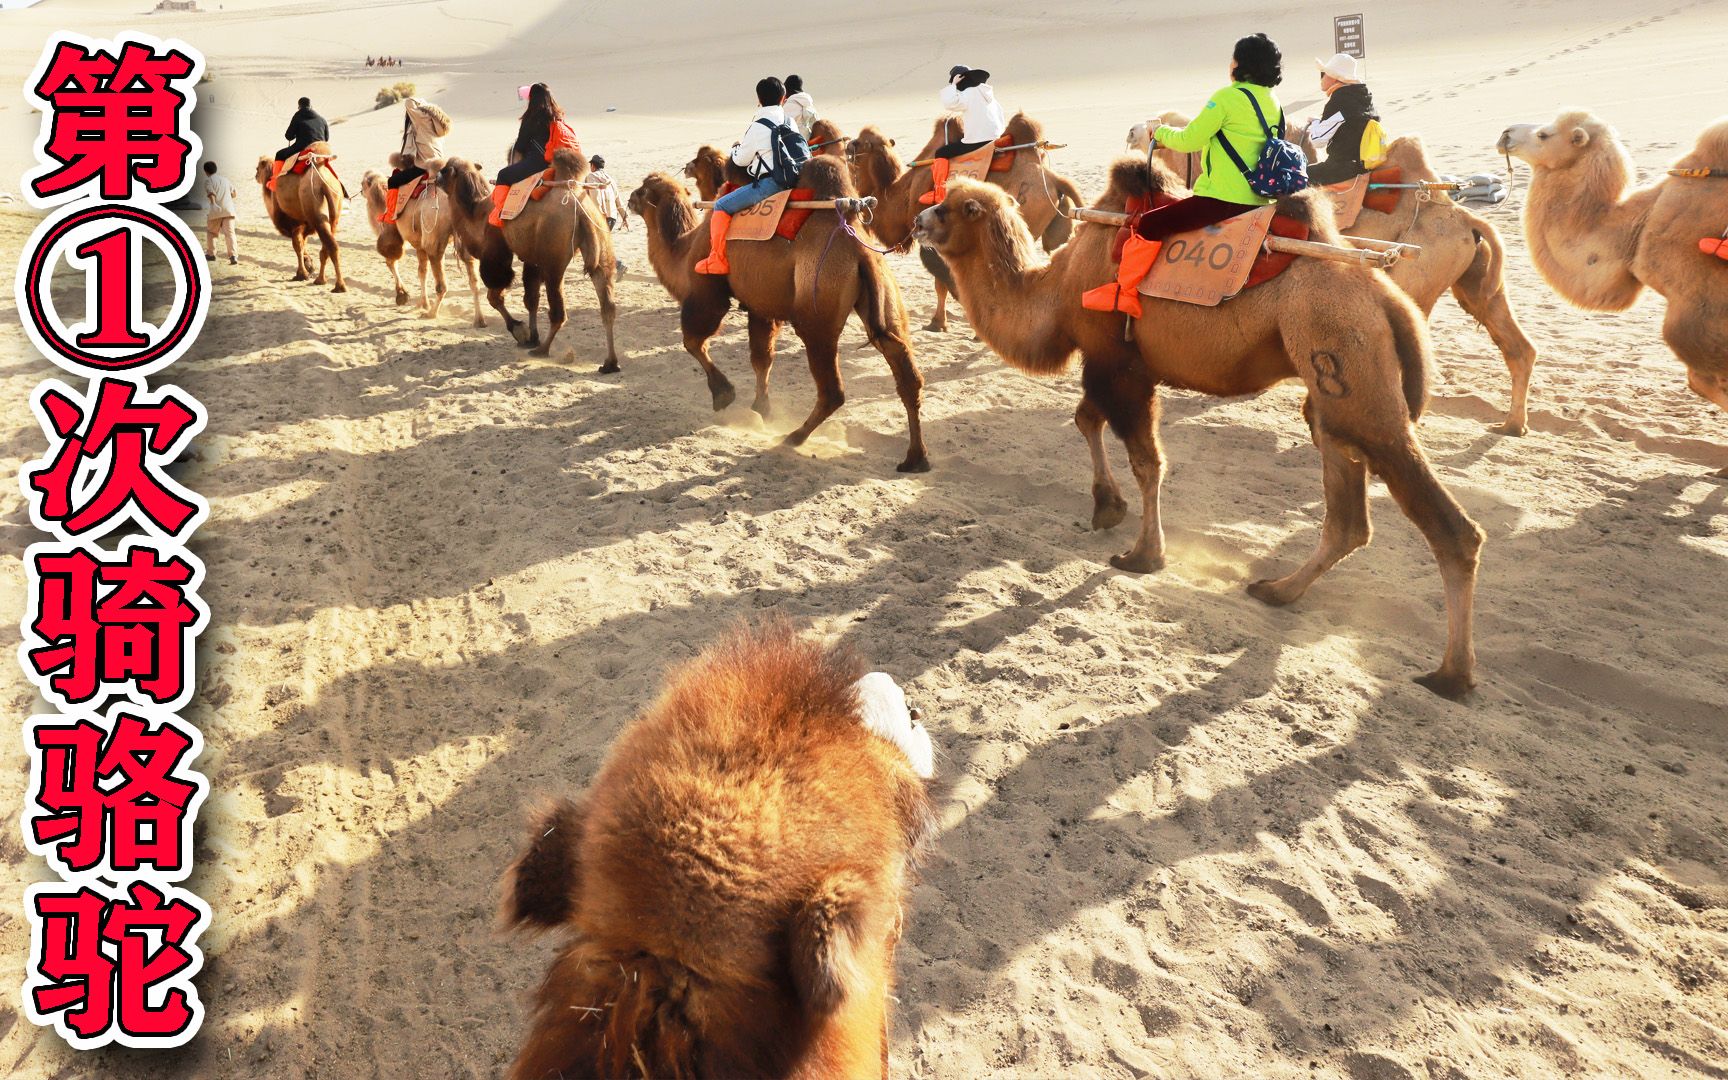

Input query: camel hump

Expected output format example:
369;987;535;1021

304;140;334;157
1105;155;1181;204
1004;111;1043;145
797;155;855;200
1383;136;1440;182
1680;115;1728;169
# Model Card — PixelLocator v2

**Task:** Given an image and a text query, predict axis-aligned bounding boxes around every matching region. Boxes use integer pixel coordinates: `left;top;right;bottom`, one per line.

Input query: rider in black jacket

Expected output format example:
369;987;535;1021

1306;55;1379;186
269;97;331;189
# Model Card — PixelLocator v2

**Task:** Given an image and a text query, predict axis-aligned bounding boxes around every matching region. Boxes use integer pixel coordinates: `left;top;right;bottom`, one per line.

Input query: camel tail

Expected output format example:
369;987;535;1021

855;251;908;346
1457;206;1506;307
1385;289;1431;422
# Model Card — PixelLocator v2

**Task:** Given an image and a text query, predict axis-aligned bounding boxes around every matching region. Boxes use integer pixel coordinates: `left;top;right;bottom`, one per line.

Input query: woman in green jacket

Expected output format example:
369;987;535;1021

1083;33;1286;316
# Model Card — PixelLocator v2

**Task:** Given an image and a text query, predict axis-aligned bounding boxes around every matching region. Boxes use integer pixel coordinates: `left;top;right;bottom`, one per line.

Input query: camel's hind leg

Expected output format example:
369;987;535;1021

520;264;544;350
532;267;566;359
577;218;621;373
1247;431;1372;605
316;222;346;293
414;247;432;313
927;280;950;333
782;322;846;449
1664;305;1728;477
1368;437;1484;698
681;295;735;410
864;316;929;474
746;314;779;417
1076;394;1128;530
421;239;450;320
1452;264;1537;437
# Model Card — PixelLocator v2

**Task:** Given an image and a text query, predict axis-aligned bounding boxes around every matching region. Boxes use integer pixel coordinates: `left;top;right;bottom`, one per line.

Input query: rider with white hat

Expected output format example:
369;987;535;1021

1306;52;1382;185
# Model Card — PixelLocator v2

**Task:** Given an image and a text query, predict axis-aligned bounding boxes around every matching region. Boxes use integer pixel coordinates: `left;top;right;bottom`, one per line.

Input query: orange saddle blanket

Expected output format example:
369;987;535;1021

717;186;818;242
1325;167;1404;228
1124;196;1309;307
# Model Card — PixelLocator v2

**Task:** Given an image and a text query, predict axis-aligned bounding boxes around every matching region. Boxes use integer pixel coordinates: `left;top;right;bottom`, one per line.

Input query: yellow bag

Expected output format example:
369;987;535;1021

1359;119;1389;170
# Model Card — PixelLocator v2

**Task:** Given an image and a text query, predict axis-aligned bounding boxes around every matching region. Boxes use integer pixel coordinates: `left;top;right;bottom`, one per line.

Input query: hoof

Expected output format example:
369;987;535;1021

897;455;932;474
922;320;946;333
1109;551;1165;574
1091;499;1128;531
331;284;347;294
1713;465;1728;480
394;290;410;306
473;317;487;329
1246;578;1297;607
417;310;435;320
1492;420;1528;437
780;430;811;448
751;396;772;420
597;361;621;375
711;386;737;412
517;336;540;350
506;323;530;345
1414;669;1475;701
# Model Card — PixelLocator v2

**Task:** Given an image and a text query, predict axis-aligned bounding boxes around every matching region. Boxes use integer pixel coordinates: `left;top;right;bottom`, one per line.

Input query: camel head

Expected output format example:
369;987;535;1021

912;178;1043;269
254;155;273;186
682;145;727;200
808;117;849;158
1127;113;1186;153
1497;110;1619;171
626;170;692;218
500;625;937;1080
848;125;899;198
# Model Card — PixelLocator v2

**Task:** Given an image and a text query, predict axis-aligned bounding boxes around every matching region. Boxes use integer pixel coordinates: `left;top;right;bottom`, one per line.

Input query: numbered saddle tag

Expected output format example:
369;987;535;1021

949;142;997;182
1326;174;1370;229
728;190;793;242
1140;205;1276;307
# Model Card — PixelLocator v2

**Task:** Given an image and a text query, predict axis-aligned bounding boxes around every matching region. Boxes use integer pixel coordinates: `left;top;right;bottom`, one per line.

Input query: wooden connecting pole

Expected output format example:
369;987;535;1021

1059;202;1403;269
693;196;876;214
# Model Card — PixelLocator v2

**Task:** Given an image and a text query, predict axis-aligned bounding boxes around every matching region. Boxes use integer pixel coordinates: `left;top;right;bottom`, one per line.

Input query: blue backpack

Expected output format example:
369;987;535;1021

1215;88;1308;198
754;117;811;188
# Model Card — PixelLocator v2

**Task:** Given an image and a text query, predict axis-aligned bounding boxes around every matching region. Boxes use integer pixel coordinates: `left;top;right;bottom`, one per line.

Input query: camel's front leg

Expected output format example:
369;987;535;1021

681;296;734;410
533;271;566;358
290;231;311;282
423;243;450;320
927;280;950;333
415;247;432;313
1076;393;1127;530
1101;371;1166;574
520;264;543;349
458;249;486;328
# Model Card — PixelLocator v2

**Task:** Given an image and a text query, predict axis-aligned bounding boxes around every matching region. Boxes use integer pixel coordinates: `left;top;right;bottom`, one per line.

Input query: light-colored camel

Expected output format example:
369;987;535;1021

1500;110;1728;469
253;144;347;291
1128;123;1540;434
847;112;1083;332
360;165;485;326
439;150;619;368
501;623;936;1079
627;157;929;472
913;166;1485;697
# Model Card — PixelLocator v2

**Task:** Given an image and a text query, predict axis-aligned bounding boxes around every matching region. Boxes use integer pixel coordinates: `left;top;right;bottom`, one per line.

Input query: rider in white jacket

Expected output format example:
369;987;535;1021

781;74;818;139
923;65;1007;205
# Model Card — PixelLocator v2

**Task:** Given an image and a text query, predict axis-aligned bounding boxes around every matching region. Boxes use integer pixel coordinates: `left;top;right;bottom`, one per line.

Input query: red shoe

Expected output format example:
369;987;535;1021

919;157;952;206
695;210;733;275
380;186;400;224
488;183;509;228
1080;237;1162;318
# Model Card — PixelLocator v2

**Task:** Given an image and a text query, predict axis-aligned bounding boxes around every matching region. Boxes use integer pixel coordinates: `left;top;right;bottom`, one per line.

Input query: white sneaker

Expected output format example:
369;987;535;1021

854;672;935;778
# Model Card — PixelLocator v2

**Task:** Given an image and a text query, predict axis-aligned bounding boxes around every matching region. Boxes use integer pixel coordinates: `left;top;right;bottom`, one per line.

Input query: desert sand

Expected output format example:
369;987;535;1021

0;0;1723;1076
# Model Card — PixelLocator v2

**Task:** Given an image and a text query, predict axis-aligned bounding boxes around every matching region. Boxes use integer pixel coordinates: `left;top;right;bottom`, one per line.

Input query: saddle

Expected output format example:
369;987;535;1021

290;145;347;199
1325;166;1404;228
716;185;819;242
399;174;426;204
1126;197;1308;307
948;140;999;183
501;169;561;221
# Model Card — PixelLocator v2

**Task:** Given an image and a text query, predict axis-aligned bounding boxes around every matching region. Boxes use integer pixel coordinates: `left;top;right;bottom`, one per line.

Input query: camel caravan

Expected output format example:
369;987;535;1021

247;64;1728;701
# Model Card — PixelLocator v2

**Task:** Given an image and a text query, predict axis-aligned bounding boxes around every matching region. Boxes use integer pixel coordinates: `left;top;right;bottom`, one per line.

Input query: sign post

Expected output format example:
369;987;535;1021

1334;13;1365;59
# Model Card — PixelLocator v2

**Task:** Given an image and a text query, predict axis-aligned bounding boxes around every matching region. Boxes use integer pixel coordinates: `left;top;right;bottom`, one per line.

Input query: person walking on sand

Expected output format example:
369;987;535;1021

921;64;1007;206
488;82;580;227
1304;52;1384;186
588;154;629;274
269;96;329;191
695;76;809;275
202;160;239;265
782;74;818;139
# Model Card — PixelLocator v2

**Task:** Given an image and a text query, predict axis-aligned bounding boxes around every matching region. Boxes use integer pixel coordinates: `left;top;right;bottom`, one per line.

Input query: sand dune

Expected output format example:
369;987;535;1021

0;0;1723;1076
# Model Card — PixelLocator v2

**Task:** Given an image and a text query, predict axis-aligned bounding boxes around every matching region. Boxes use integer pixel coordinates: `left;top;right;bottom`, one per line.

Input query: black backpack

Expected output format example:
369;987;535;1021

754;117;811;188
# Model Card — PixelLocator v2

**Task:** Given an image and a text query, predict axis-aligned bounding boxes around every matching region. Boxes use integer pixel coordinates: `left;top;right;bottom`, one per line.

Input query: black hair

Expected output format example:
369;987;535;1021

756;76;784;107
784;74;803;94
589;154;605;168
203;161;216;174
521;82;565;124
1232;33;1282;87
297;96;311;109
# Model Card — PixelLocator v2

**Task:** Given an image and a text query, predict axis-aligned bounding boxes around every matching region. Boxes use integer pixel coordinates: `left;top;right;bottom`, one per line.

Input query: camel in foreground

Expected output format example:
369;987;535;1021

627;158;930;472
1500;110;1728;469
914;167;1484;697
501;623;936;1079
253;147;346;291
360;166;485;326
847;113;1082;332
441;150;619;367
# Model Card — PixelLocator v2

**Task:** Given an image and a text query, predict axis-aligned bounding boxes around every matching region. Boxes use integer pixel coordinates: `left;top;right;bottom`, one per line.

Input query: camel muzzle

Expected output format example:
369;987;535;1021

912;207;938;243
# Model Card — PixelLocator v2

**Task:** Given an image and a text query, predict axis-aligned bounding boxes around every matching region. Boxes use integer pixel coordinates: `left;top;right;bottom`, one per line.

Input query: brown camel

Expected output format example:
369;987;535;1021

253;145;347;291
626;157;929;472
847;112;1083;332
913;166;1485;697
808;117;849;158
501;623;936;1080
683;144;728;202
439;150;619;367
360;165;485;326
1500;110;1728;469
1132;125;1539;434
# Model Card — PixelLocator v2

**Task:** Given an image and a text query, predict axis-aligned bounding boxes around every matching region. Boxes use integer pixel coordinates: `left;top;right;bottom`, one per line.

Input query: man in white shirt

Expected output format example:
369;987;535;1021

696;77;795;276
782;74;818;139
202;160;239;265
923;64;1008;206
